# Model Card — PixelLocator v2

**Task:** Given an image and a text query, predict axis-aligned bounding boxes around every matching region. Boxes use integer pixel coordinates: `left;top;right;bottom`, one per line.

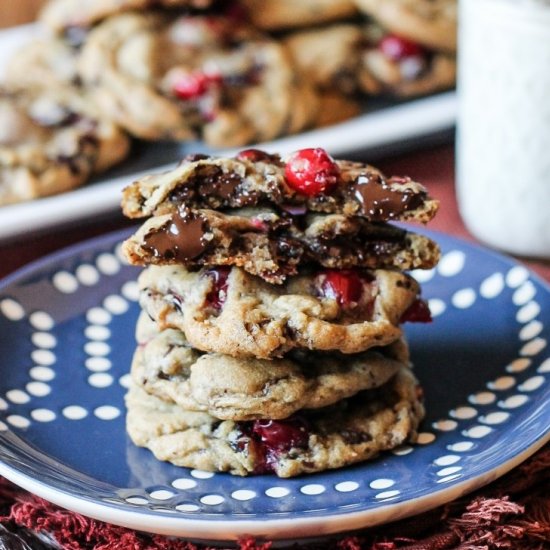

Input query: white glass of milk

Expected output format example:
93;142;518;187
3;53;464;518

456;0;550;258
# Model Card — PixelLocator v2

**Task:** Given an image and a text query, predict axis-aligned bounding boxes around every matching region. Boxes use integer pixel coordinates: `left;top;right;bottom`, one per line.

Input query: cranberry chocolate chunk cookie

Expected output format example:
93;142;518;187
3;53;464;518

40;0;214;33
240;0;358;31
121;149;439;222
0;87;129;206
353;0;457;53
132;315;409;420
137;264;428;358
359;23;456;98
125;365;424;477
122;206;440;283
78;13;318;145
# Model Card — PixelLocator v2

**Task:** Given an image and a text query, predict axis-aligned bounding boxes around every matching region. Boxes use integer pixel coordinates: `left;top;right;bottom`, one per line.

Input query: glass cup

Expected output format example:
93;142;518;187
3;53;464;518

456;0;550;258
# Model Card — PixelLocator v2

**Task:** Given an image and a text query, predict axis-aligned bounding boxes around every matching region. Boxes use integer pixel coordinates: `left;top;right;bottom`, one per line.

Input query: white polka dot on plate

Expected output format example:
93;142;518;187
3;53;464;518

538;358;550;373
417;432;436;444
96;253;120;275
29;366;55;381
94;406;120;420
437;466;462;477
375;490;400;500
447;441;474;452
86;307;112;325
6;390;29;404
76;264;100;286
149;490;175;500
479;273;504;299
300;484;326;495
516;302;540;324
26;382;51;397
84;341;110;356
31;332;56;349
85;325;111;341
265;487;290;498
438;250;465;277
88;373;114;388
432;420;457;432
126;496;148;505
121;281;140;301
103;295;128;315
369;479;394;490
518;376;545;392
29;311;54;331
62;405;88;420
176;504;199;512
520;338;546;357
0;398;8;411
119;373;131;388
506;266;529;288
498;395;529;409
452;288;476;309
335;481;359;492
428;298;446;317
85;357;111;372
31;408;56;422
519;321;543;341
190;470;214;479
410;268;435;283
200;494;224;506
172;478;197;490
31;349;56;366
0;298;25;321
7;415;30;428
231;490;256;501
506;358;531;373
479;412;509;425
512;281;536;306
469;391;496;405
487;376;515;391
450;406;477;420
434;455;461;466
462;425;492;438
52;271;79;294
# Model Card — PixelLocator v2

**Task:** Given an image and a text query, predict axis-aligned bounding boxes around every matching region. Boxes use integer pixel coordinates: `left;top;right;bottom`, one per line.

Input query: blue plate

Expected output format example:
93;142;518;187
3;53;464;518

0;228;548;541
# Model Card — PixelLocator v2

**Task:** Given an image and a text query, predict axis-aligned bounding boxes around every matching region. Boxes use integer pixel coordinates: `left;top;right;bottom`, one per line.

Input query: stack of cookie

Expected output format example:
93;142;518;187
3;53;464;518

120;147;440;477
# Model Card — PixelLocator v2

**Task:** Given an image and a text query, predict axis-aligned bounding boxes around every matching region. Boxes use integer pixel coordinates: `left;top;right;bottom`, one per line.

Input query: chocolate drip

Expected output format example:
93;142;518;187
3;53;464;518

351;174;425;220
143;207;210;262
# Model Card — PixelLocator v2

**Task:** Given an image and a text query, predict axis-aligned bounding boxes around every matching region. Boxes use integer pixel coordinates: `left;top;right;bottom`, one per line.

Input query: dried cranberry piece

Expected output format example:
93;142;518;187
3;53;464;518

252;417;310;452
379;34;424;61
173;71;222;100
204;267;230;310
317;270;367;308
400;298;432;323
284;148;340;196
236;148;273;162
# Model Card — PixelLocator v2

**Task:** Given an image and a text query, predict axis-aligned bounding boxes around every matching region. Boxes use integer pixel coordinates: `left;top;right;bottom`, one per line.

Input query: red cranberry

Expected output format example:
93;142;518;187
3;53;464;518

173;71;222;100
284;148;340;196
400;298;432;323
236;149;273;162
252;417;310;452
204;267;230;310
379;34;424;61
318;270;365;308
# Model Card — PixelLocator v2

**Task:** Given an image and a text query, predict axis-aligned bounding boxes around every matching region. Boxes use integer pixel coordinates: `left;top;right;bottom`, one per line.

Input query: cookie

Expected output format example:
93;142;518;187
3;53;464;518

354;0;457;53
0;87;130;206
78;12;318;145
3;37;80;90
126;365;424;477
240;0;358;31
359;24;456;98
121;151;439;223
132;315;409;420
122;206;440;283
137;263;426;358
40;0;214;32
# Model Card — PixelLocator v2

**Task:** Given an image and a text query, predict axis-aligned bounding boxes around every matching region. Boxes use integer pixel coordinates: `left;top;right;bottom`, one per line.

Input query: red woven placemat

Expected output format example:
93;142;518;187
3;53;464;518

0;444;548;550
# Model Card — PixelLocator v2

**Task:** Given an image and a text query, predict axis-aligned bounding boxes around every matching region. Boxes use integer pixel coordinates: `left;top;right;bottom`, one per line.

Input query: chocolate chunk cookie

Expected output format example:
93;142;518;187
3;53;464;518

125;366;424;477
0;86;130;205
137;263;424;358
132;314;409;420
354;0;457;53
121;151;439;222
78;12;318;145
40;0;214;33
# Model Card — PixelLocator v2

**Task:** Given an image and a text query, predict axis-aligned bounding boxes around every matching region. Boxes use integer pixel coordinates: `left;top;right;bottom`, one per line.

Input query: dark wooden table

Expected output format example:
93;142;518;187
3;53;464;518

1;143;549;282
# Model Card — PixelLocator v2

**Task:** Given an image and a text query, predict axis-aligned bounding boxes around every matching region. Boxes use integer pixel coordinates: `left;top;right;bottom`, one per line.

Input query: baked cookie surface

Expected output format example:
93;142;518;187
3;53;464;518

132;316;409;420
78;13;318;145
40;0;214;32
126;366;424;477
354;0;457;53
0;87;129;205
137;264;424;358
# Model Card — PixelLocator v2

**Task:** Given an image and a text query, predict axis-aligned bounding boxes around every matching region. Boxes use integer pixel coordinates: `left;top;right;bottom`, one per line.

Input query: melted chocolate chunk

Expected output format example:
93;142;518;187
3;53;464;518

143;207;210;262
351;174;425;220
